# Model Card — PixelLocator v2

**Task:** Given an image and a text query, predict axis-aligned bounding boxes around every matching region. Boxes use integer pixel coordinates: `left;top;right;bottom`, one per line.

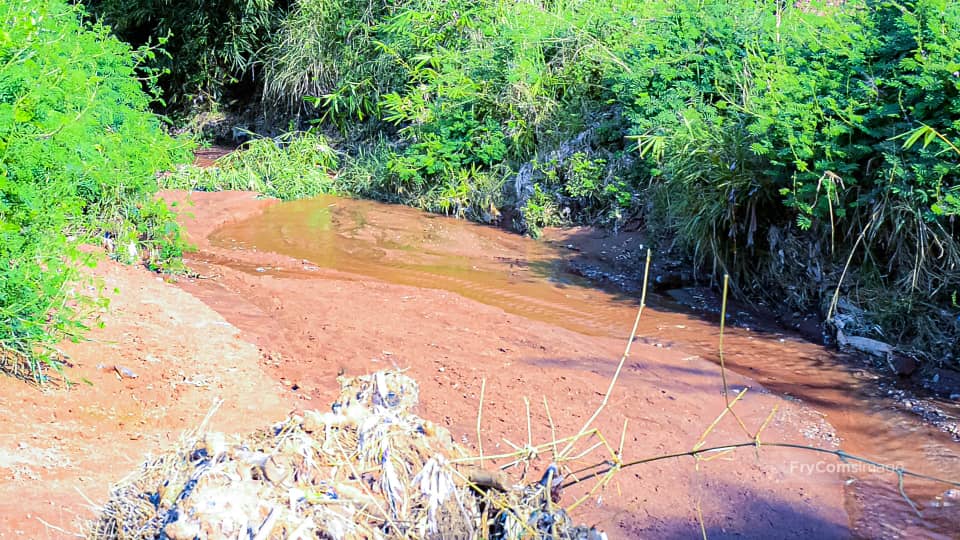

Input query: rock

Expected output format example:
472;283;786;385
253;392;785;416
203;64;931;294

114;365;138;379
652;272;684;291
835;328;893;358
930;369;960;396
889;353;918;377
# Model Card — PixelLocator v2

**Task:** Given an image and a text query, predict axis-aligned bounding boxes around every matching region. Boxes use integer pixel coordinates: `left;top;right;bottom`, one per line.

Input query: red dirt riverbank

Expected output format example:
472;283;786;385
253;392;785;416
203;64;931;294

0;190;852;538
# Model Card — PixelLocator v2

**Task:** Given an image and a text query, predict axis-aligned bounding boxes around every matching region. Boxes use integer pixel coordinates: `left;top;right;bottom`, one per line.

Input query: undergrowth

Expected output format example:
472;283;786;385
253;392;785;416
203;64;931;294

0;0;192;380
165;132;338;200
96;0;960;366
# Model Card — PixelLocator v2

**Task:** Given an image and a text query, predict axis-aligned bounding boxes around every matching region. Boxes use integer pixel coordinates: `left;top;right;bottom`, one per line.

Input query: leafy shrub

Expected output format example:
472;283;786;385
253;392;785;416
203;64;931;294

265;0;400;124
100;0;960;360
0;0;191;378
164;132;338;200
614;0;959;356
360;0;628;220
530;152;636;228
522;184;564;238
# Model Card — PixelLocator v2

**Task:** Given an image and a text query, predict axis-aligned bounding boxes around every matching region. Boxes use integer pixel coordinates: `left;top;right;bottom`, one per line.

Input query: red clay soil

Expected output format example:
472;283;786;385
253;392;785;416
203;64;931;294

0;242;289;538
0;190;849;539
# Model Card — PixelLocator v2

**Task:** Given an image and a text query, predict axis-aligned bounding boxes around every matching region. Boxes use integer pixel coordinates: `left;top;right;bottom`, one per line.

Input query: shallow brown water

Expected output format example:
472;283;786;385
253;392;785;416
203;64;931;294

210;195;960;538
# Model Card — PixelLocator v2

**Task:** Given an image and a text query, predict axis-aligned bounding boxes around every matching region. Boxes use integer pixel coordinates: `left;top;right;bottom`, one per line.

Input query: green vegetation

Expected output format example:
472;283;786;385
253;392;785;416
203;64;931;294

166;132;338;199
86;0;278;110
115;0;959;363
0;0;191;379
10;0;956;367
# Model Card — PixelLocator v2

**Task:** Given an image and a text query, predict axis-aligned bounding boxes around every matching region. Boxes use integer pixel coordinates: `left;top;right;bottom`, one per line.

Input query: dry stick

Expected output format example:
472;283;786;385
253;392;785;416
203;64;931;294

455;431;595;464
717;275;752;438
564;461;610;478
289;517;315;540
695;498;708;540
562;428;619;464
546;465;558;540
252;507;278;540
692;440;709;538
618;418;629;461
331;438;410;540
559;249;652;460
497;428;618;472
560;441;960;496
521;396;534;481
753;406;780;453
477;378;486;469
543;396;559;460
566;467;618;513
197;398;225;435
36;518;83;538
695;448;737;464
564;440;607;462
827;212;877;322
524;396;533;450
718;274;731;403
446;466;541;539
693;388;748;451
898;471;921;516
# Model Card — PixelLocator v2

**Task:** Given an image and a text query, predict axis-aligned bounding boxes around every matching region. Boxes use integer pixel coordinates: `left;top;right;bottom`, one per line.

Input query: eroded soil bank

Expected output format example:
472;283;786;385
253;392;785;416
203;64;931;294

0;189;956;539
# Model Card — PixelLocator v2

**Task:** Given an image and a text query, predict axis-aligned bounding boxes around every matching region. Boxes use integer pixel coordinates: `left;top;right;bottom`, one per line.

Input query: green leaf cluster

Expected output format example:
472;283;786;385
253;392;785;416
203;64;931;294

1;0;191;378
166;132;338;200
111;0;960;359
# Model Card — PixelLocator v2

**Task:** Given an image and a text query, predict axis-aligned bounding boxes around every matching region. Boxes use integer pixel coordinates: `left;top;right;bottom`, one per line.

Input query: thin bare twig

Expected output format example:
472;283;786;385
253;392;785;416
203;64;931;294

558;249;651;460
477;378;486;468
543;396;558;460
561;441;960;493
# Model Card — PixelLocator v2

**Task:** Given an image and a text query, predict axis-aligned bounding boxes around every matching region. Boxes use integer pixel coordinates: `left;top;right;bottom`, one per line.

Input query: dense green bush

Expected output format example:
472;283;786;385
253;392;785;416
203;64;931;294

103;0;960;361
609;0;959;355
359;0;634;222
0;0;191;379
264;0;398;123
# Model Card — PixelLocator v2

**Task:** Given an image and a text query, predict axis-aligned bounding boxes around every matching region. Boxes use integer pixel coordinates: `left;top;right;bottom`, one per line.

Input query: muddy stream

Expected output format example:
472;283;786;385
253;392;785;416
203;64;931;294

205;195;959;538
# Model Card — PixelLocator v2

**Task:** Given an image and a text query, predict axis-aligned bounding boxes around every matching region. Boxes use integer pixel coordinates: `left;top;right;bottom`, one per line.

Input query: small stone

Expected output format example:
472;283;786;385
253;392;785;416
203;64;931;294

889;354;917;377
115;366;138;379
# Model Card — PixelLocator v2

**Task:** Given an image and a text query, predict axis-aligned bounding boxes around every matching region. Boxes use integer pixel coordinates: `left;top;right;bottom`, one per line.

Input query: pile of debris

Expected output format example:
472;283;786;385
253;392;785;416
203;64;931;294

88;371;606;539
